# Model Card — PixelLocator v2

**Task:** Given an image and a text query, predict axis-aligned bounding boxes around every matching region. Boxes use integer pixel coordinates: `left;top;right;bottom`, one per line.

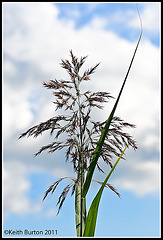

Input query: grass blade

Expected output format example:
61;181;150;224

82;20;142;199
83;144;129;237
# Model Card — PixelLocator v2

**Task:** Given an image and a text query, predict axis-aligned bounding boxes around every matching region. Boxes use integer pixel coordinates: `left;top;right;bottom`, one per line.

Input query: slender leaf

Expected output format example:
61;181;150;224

82;22;142;199
83;144;128;237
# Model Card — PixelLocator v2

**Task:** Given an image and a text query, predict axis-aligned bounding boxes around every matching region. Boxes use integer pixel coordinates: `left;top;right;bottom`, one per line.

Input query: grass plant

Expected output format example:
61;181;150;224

19;7;142;237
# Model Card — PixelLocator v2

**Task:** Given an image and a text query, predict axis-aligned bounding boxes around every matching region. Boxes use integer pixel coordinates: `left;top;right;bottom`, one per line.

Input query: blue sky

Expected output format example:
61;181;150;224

3;2;160;237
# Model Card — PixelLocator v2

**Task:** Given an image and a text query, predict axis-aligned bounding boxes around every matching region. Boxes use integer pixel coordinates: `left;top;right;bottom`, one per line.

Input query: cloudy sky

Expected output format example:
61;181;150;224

3;2;160;237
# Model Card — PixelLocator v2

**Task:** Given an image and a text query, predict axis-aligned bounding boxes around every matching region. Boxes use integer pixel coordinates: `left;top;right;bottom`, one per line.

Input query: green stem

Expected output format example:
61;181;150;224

75;77;87;237
75;179;86;237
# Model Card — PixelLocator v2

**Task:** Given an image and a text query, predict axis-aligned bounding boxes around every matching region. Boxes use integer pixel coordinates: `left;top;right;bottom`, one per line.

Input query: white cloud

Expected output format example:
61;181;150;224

112;158;160;196
88;16;108;29
3;60;16;76
45;208;57;219
52;168;72;178
105;3;160;35
3;158;73;218
143;133;160;151
129;3;160;33
3;84;34;137
3;3;61;75
3;160;42;217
